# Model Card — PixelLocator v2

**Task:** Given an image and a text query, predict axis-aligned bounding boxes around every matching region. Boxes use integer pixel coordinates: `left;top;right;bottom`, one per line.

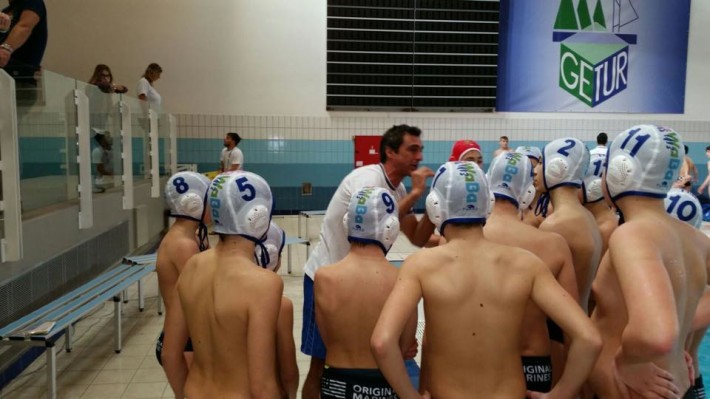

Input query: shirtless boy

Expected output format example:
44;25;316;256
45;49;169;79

485;152;578;392
177;172;284;398
589;125;710;399
156;171;210;398
535;138;602;312
372;161;600;399
316;187;416;399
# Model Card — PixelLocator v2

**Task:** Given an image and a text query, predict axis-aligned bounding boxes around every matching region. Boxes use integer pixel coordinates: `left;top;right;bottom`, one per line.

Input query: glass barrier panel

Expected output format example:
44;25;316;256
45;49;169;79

16;70;78;214
77;81;123;193
121;94;150;184
158;112;171;177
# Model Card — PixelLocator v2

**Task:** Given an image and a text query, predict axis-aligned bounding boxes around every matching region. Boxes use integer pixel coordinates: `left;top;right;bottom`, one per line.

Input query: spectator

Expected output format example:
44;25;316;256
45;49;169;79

0;0;48;105
493;135;511;158
91;130;114;192
88;64;127;94
220;132;244;172
137;62;162;111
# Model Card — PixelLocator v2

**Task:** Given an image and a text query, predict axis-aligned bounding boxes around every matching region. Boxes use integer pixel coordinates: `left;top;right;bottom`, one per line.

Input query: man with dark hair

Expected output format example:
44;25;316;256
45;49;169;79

493;135;511;158
589;132;608;162
0;0;47;105
220;132;244;172
301;124;435;398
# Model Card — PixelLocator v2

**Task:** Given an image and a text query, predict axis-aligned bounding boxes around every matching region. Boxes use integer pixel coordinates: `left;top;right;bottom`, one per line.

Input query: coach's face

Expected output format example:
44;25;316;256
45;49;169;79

389;133;423;175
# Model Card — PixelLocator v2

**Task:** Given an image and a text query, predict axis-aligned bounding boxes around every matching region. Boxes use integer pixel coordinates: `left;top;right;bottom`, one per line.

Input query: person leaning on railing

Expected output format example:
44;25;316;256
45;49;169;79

88;64;128;94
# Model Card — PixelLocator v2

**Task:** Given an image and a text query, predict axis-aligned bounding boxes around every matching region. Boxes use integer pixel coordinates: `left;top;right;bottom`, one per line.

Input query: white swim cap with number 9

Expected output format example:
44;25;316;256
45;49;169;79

344;186;400;254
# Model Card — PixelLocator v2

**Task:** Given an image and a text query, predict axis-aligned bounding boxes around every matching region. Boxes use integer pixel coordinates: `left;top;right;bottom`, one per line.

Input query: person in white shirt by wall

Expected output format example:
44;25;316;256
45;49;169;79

220;132;244;172
137;62;162;111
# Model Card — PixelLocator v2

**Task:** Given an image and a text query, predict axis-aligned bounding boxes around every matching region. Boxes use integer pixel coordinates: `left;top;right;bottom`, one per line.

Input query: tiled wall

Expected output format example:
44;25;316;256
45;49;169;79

173;114;710;213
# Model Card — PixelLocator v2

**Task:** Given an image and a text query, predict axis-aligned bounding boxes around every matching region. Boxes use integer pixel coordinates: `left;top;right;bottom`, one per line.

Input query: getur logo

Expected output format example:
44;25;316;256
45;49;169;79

554;0;638;107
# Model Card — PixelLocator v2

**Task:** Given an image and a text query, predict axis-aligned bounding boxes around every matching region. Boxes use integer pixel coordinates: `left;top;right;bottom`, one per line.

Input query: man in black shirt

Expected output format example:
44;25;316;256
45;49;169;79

0;0;47;105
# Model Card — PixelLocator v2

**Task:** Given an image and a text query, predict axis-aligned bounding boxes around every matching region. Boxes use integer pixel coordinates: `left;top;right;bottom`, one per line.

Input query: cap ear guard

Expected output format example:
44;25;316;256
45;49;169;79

519;184;536;209
177;193;204;220
256;222;286;271
426;190;444;230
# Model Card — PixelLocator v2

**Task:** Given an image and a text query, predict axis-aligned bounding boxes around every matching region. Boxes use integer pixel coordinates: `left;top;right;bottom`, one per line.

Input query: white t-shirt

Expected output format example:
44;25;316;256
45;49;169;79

303;164;407;278
589;145;607;161
221;147;244;171
136;77;162;110
91;146;112;185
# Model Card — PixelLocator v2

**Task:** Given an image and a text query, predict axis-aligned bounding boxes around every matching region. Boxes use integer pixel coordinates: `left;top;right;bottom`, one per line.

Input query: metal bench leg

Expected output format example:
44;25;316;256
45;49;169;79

158;297;163;316
114;294;122;353
138;279;145;312
287;244;292;274
46;342;57;399
122;289;128;304
65;324;73;353
298;213;302;238
305;215;310;240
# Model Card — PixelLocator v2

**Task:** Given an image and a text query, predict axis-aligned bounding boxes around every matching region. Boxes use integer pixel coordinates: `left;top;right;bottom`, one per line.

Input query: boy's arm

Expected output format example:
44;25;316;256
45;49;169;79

529;258;602;398
247;275;283;399
372;258;427;399
276;297;299;399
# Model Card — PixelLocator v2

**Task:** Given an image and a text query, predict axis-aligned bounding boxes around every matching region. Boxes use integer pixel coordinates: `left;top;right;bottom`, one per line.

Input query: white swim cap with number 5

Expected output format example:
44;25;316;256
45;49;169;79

208;172;273;241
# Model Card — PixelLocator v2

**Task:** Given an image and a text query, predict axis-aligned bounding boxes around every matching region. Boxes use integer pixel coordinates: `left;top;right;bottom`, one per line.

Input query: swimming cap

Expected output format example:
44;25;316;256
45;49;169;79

487;152;534;209
582;154;606;204
256;221;286;271
208;171;273;241
519;185;537;209
606;125;684;201
664;188;703;229
541;138;589;191
426;161;490;234
165;172;211;221
515;146;542;163
344;187;400;254
449;140;482;161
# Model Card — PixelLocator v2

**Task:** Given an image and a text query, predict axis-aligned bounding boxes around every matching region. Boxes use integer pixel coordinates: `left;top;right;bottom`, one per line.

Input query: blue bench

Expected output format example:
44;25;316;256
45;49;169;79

0;261;155;399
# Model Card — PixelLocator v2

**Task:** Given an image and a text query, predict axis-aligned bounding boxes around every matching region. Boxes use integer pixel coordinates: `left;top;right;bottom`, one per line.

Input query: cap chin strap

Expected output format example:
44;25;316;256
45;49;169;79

243;234;270;268
534;192;550;218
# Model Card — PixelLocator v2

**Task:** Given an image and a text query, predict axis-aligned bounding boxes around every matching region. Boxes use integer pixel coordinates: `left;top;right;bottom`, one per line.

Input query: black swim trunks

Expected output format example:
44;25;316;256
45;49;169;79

546;318;564;343
155;330;194;366
321;365;398;399
522;355;552;393
695;375;706;399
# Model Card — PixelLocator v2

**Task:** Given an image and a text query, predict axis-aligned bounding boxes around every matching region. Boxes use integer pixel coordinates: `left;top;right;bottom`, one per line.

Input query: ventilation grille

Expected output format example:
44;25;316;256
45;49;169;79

327;0;499;111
